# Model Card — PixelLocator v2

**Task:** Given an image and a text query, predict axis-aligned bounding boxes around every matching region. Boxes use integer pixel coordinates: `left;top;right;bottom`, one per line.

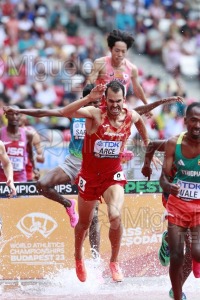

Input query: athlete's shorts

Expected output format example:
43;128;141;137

76;169;127;201
167;194;200;228
59;154;82;184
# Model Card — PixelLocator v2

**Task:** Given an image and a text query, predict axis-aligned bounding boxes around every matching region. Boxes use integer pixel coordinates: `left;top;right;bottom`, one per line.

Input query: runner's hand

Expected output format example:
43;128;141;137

6;179;17;198
3;106;18;114
89;84;106;101
162;96;184;105
141;166;152;181
33;168;40;181
169;183;180;196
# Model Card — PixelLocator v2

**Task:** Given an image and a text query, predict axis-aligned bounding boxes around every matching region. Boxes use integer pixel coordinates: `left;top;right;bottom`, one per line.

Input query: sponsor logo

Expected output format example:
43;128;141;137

177;159;185;166
97;141;120;148
16;213;58;238
124;181;162;194
96;140;103;147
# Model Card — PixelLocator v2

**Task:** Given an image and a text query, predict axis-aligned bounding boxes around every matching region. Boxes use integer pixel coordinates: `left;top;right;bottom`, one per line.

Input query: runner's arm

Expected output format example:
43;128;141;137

134;96;184;116
86;58;105;84
162;138;176;176
160;138;180;196
131;111;150;147
3;85;106;118
60;84;106;118
0;141;16;197
159;171;172;194
32;130;44;163
26;131;39;180
131;66;148;105
141;140;166;180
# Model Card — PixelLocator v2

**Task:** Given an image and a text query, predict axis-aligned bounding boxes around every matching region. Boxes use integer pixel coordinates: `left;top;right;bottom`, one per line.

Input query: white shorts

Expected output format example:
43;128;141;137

59;154;82;184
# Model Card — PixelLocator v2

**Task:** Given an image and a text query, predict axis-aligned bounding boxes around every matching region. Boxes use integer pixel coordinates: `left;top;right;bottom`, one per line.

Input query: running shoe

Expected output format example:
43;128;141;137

158;230;170;266
169;288;187;300
75;259;87;282
66;199;79;228
192;259;200;278
109;262;124;282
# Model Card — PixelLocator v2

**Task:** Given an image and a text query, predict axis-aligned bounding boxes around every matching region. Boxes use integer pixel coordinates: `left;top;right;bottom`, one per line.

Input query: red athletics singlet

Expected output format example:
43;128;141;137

76;107;132;200
0;127;27;182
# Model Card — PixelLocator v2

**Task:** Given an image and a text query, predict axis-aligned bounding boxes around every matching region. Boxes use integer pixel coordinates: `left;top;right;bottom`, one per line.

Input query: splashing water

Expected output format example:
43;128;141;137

0;257;200;300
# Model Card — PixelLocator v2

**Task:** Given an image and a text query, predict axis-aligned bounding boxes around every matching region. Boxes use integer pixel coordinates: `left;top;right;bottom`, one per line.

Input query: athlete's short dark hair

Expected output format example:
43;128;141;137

186;102;200;116
107;30;135;50
105;80;125;97
82;84;95;97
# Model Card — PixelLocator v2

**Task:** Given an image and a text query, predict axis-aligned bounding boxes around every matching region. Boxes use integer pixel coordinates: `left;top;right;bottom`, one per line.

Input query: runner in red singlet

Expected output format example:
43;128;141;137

58;81;150;283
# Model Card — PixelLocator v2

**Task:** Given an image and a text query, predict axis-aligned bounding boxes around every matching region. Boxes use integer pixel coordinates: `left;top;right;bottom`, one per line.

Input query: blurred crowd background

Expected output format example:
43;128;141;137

0;0;199;179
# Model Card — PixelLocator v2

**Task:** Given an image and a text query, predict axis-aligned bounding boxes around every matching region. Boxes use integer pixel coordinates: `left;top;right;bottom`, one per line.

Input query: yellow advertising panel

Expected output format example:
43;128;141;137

0;194;167;280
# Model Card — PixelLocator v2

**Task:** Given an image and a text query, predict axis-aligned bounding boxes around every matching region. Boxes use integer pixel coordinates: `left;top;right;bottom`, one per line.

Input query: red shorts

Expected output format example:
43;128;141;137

167;194;200;228
162;193;168;208
76;169;127;201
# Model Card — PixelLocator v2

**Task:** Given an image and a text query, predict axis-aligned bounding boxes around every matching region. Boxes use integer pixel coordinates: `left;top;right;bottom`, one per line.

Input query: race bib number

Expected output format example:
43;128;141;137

72;121;85;139
94;140;122;158
177;179;200;200
114;171;125;181
78;176;86;191
9;156;23;171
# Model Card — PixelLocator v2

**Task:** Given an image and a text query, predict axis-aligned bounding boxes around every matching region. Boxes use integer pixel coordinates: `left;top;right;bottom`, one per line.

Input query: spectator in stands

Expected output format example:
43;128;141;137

162;35;181;76
149;0;165;21
115;5;136;33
